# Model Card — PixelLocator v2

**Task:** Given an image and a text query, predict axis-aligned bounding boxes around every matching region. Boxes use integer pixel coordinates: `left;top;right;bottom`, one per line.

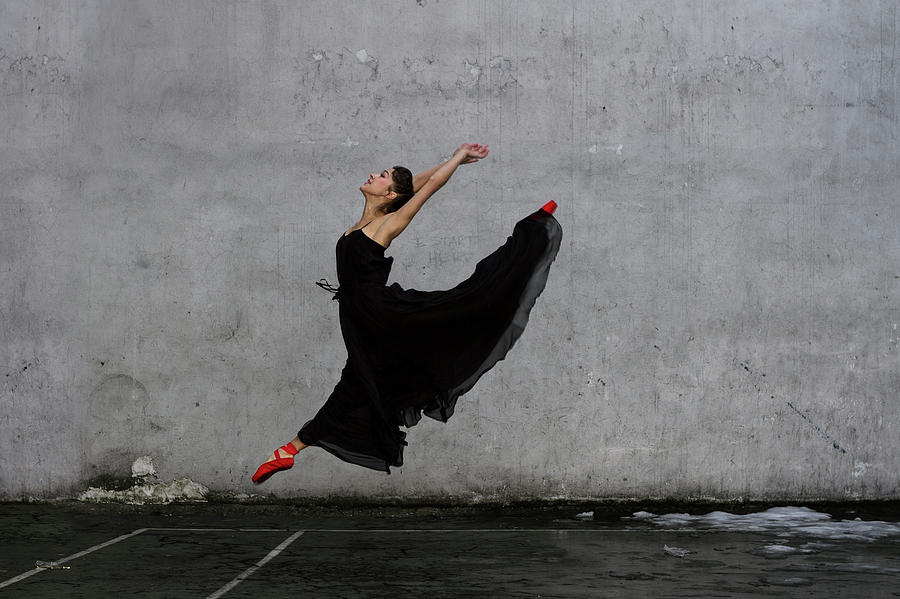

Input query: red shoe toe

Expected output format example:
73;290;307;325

251;450;296;484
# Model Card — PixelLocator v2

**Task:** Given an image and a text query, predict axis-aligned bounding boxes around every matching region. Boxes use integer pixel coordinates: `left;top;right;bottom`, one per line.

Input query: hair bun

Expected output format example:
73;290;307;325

387;166;414;213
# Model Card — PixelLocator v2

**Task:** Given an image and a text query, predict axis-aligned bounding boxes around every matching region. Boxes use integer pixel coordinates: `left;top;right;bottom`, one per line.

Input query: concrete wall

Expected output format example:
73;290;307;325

2;0;898;501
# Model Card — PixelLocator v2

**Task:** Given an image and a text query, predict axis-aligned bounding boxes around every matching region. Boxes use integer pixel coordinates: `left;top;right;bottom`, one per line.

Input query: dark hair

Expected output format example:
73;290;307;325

385;166;414;213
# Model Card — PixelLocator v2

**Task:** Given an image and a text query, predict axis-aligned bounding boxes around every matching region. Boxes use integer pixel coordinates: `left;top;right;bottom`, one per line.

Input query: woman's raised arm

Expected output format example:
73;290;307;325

412;144;489;192
375;143;489;245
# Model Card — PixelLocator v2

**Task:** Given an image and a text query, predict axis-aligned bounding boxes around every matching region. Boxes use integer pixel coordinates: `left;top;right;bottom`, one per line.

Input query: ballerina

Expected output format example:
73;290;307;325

253;142;561;483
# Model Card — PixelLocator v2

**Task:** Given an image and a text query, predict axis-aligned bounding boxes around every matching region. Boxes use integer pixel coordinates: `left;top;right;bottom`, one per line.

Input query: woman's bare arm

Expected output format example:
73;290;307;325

412;144;488;192
412;163;442;193
373;143;489;246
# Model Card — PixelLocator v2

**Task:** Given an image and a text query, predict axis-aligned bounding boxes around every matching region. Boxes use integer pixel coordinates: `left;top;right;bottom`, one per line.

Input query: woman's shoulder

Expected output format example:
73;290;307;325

346;215;394;249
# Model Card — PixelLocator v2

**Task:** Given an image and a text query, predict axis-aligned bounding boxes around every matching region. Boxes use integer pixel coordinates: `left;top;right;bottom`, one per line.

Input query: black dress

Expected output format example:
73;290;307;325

298;206;562;472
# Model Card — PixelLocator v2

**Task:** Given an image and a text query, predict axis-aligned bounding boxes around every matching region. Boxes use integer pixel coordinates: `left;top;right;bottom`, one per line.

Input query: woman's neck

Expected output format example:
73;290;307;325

360;197;389;223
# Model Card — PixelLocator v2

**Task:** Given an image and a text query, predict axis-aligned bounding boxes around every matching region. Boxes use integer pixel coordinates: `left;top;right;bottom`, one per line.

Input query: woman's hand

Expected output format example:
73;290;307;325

456;143;490;164
412;144;490;193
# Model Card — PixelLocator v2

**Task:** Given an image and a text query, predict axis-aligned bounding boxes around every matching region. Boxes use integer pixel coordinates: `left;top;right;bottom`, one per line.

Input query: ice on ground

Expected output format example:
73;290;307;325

663;544;692;558
78;478;208;505
755;544;818;556
630;511;657;520
78;456;208;504
626;506;900;542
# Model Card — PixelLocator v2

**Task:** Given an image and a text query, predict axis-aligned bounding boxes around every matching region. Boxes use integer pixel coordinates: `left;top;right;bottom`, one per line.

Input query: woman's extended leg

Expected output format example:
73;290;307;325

251;437;307;484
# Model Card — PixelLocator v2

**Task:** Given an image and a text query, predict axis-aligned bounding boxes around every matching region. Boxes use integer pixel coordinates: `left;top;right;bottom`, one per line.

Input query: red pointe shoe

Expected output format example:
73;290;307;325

541;200;557;214
252;442;300;484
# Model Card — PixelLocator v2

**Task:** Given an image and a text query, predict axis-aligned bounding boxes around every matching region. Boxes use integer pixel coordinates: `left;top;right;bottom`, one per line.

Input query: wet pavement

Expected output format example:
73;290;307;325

1;500;898;598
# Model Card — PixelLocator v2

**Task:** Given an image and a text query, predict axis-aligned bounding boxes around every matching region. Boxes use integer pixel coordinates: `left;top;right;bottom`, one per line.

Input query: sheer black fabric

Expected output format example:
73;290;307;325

299;207;562;472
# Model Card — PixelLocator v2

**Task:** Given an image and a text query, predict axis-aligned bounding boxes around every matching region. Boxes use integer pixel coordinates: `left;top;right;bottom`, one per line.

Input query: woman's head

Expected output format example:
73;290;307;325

361;166;413;212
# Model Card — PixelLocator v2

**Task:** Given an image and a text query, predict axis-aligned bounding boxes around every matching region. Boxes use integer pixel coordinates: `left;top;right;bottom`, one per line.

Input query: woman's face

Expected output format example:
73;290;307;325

361;168;395;198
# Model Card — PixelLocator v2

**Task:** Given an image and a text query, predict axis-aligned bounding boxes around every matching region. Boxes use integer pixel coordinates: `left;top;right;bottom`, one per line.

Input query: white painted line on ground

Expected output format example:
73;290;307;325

205;530;305;599
0;528;149;590
144;527;290;532
238;528;292;532
140;527;702;534
232;528;705;533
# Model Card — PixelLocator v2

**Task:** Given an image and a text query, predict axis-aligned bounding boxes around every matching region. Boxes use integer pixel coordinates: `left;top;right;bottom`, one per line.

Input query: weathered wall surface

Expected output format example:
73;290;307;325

2;1;898;500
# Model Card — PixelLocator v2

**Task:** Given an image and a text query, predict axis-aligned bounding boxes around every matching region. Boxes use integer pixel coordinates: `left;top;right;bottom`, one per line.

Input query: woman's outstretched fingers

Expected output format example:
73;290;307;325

459;142;489;164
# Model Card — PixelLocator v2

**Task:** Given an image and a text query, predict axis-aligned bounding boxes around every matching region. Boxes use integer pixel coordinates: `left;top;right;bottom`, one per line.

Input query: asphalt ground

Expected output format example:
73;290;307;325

1;500;898;598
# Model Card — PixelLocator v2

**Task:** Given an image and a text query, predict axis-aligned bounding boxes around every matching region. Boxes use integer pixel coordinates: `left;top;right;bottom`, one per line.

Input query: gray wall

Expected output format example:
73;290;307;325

2;0;898;501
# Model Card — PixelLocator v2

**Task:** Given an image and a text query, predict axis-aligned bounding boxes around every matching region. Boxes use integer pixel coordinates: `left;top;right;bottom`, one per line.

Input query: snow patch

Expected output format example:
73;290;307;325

78;457;208;505
626;506;900;542
78;478;208;505
754;544;818;556
663;544;692;557
131;455;156;478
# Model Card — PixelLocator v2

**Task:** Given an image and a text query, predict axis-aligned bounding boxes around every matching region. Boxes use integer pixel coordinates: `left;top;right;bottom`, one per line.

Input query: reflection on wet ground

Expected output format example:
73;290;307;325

0;501;897;597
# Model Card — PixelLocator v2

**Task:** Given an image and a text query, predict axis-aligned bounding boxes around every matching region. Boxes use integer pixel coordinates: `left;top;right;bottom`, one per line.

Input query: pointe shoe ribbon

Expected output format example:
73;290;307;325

251;442;300;484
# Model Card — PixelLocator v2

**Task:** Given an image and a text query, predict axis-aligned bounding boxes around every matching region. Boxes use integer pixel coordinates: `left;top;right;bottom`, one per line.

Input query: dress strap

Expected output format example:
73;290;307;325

344;219;376;237
315;278;340;301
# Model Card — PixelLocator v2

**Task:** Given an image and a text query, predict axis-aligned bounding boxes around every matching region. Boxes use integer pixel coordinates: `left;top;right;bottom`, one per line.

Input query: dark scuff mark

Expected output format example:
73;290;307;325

738;359;850;455
786;402;849;455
